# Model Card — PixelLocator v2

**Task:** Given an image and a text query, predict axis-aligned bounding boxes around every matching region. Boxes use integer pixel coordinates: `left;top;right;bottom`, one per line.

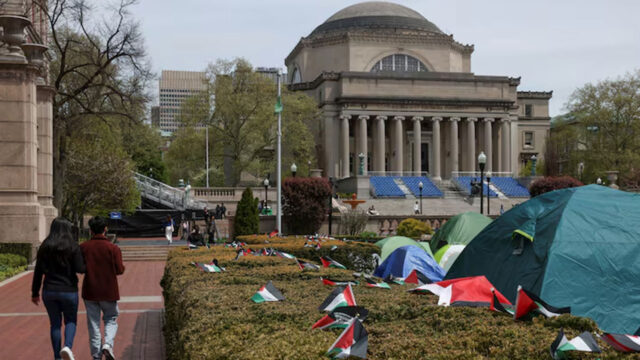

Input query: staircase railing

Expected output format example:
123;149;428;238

133;172;207;210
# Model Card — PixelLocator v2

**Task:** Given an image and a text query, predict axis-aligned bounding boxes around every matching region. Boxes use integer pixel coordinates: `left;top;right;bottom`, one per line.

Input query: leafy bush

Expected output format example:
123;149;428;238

282;177;331;235
233;187;259;236
340;209;368;236
529;176;584;197
0;253;28;281
0;243;32;262
396;218;432;238
162;245;625;360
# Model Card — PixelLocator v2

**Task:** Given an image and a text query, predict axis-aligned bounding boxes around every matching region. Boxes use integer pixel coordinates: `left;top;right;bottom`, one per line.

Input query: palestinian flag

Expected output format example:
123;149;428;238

234;249;248;260
296;259;320;270
312;306;369;330
364;278;391;289
276;251;296;259
315;243;321;250
251;281;285;303
404;269;432;285
321;278;359;286
490;288;514;315
269;229;278;237
601;333;640;353
550;329;601;359
320;256;347;269
383;274;405;285
319;284;356;312
326;318;368;359
196;263;223;273
514;285;570;320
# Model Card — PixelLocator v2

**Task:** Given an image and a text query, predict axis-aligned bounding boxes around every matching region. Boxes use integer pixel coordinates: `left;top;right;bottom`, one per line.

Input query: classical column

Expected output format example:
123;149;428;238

37;85;58;224
483;118;494;172
375;116;386;173
340;114;350;178
449;117;460;176
413;117;423;173
466;118;477;171
393;116;404;173
357;115;368;175
510;115;519;174
431;117;442;180
501;118;511;173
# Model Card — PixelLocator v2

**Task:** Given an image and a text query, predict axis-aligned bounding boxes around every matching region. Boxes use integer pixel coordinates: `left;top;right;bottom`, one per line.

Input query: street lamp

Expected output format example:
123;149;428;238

291;163;297;178
478;152;487;214
418;181;423;215
531;155;537;176
486;171;492;215
263;178;269;212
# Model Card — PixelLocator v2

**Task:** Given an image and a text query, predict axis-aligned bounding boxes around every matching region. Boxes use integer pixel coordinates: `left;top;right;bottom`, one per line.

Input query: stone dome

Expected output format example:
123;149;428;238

310;1;443;36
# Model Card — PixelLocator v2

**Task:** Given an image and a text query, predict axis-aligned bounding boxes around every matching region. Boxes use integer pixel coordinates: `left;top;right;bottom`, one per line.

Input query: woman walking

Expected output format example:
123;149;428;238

31;217;86;360
164;215;175;244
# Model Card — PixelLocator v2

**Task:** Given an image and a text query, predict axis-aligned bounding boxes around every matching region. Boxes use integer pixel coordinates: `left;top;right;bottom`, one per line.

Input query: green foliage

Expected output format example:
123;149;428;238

397;218;433;238
340;210;369;236
519;158;545;177
164;127;215;187
529;176;584;197
0;253;28;281
120;121;168;182
0;243;32;262
233;188;259;236
162;244;627;360
282;177;331;235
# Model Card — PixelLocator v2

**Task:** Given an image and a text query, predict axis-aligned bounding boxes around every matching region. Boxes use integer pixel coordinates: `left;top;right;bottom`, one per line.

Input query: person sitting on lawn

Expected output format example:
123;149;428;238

188;225;205;247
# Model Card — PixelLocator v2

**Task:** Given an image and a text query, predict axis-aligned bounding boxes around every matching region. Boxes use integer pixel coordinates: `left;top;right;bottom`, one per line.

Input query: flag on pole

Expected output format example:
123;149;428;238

326;318;368;359
404;269;432;285
601;333;640;353
364;278;391;289
383;274;406;285
321;278;359;286
514;285;570;320
274;96;283;114
196;263;224;273
550;329;601;359
312;306;369;330
320;256;347;269
319;284;356;312
489;288;514;315
251;280;285;303
275;251;296;259
296;259;320;270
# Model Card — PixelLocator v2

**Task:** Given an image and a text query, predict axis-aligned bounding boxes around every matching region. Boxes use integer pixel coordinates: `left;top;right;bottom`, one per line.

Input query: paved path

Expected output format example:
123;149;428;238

0;261;166;359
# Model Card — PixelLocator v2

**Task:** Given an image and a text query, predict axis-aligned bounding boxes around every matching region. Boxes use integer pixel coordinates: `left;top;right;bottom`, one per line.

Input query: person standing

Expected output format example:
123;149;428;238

220;203;227;219
413;201;420;214
81;216;125;360
163;215;174;244
32;217;86;360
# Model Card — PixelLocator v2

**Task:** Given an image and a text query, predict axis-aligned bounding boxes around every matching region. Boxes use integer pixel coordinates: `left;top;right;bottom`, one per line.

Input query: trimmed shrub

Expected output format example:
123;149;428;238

396;218;432;238
529;176;583;197
340;209;368;236
233;187;259;236
282;177;331;235
0;243;32;262
0;253;27;281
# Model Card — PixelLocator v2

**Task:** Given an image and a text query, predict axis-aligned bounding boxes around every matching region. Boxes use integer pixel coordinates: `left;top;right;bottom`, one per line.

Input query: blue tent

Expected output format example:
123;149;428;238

374;245;445;281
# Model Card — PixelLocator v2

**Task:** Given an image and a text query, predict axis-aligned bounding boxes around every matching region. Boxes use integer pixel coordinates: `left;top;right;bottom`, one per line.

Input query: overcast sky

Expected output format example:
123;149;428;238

131;0;640;116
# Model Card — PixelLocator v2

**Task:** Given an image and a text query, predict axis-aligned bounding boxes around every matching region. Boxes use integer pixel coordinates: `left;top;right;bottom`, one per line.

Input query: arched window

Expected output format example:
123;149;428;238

370;54;428;73
291;67;302;83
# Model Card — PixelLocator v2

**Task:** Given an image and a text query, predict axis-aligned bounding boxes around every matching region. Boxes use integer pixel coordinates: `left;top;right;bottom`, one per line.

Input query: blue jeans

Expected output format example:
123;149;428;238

84;300;119;360
42;290;78;360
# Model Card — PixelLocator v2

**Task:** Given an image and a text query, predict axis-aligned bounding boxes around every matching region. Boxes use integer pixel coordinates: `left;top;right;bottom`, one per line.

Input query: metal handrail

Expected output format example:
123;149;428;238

133;172;206;210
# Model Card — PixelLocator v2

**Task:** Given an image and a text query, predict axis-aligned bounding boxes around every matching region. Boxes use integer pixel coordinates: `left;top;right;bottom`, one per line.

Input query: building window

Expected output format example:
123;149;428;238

525;104;533;117
370;54;428;73
524;131;534;148
291;67;301;84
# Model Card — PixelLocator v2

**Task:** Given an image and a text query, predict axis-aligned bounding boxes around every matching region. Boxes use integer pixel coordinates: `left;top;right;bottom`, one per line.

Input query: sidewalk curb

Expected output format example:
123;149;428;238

0;270;33;288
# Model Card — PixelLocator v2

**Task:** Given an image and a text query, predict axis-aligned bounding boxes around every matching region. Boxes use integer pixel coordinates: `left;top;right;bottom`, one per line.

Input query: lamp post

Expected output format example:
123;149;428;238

418;181;423;214
358;153;365;175
478;152;487;214
531;155;537;176
486;171;492;215
291;163;297;178
263;178;269;212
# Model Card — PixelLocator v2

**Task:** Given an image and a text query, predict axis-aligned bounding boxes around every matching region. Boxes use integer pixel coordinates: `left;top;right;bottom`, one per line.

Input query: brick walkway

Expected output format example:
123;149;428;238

0;261;166;359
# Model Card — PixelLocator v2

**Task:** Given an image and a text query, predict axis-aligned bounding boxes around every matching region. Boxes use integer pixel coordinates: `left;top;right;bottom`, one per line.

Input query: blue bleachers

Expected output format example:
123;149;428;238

370;177;405;197
491;177;530;197
454;176;498;197
401;176;443;197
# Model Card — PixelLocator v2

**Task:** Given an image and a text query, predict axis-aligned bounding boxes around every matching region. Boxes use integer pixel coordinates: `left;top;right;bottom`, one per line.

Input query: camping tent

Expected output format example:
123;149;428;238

446;185;640;334
375;236;433;261
433;244;465;272
430;211;492;252
374;245;445;281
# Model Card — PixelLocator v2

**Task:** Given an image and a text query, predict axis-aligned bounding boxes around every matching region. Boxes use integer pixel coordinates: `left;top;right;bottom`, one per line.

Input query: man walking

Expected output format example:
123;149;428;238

81;216;125;360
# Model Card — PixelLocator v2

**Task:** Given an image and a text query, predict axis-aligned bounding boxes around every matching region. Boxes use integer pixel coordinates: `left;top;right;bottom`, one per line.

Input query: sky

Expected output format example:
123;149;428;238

130;0;640;116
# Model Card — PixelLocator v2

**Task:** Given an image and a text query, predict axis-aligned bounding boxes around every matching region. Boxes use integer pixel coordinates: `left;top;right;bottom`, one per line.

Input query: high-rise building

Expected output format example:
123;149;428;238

158;70;207;132
255;67;287;84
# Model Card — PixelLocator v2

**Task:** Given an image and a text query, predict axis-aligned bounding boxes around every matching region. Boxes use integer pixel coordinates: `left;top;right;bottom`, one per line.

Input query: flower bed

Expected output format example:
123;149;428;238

161;243;631;359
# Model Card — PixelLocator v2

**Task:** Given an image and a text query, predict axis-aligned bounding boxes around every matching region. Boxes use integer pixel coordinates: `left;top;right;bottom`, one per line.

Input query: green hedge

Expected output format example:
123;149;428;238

0;243;32;262
161;244;632;360
0;253;27;282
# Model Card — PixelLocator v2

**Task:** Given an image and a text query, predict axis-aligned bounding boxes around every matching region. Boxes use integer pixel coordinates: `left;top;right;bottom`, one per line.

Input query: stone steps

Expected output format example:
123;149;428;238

120;245;170;261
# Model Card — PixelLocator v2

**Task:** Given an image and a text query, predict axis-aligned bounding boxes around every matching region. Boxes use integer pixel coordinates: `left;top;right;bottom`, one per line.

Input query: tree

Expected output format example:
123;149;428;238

119;120;167;182
396;218;432;238
282;177;331;235
37;0;151;210
233;188;259;237
529;176;583;197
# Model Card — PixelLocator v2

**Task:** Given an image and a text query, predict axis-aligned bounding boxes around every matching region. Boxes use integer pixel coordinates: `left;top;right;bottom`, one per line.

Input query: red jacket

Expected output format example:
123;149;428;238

80;234;125;301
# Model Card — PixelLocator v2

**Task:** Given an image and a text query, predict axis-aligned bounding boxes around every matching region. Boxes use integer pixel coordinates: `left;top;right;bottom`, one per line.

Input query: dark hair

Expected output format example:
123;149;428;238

89;216;107;235
38;217;75;269
193;224;200;233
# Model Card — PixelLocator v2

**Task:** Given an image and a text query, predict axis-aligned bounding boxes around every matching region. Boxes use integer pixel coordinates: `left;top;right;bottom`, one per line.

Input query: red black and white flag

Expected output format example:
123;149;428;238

364;277;391;289
320;256;347;270
321;278;359;286
601;333;640;353
514;285;570;320
489;288;514;315
326;318;368;359
296;259;320;271
319;284;357;312
404;269;432;285
312;306;369;330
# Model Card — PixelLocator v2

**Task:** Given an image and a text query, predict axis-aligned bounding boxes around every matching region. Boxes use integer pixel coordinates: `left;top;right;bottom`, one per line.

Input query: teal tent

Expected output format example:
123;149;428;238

446;185;640;334
375;236;433;261
430;211;492;252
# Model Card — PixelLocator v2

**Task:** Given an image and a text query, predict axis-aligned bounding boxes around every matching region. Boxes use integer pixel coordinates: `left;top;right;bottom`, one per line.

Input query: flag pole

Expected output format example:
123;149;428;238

276;69;282;236
205;125;209;188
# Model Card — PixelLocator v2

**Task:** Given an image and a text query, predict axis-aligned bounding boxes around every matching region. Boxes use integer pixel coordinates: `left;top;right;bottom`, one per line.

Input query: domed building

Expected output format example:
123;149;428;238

286;1;551;180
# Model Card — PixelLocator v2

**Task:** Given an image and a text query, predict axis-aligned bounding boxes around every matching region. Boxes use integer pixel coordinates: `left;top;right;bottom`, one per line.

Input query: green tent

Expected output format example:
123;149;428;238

446;185;640;334
376;236;433;261
430;211;492;252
